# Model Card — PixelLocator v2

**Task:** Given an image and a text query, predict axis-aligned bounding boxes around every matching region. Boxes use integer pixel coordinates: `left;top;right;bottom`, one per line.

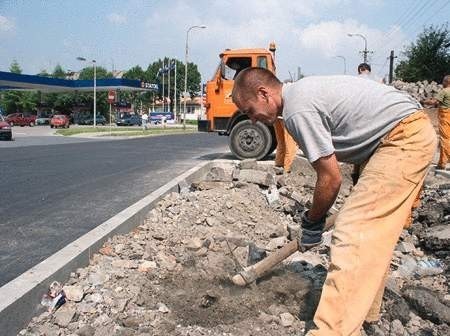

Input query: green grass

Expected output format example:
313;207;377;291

99;128;197;137
56;126;197;137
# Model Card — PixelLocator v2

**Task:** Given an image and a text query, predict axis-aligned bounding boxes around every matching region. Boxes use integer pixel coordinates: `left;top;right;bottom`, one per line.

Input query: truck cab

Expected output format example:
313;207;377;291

200;45;277;160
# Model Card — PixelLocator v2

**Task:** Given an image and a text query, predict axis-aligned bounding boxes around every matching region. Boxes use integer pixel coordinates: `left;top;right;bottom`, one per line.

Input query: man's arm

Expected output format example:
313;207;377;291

308;153;342;221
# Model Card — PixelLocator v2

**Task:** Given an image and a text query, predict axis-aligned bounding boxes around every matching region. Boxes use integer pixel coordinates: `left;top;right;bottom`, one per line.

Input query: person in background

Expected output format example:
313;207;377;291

141;112;148;130
422;74;450;170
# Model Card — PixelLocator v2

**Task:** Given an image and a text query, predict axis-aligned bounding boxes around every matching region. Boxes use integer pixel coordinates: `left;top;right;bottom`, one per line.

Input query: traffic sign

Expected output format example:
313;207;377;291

107;90;115;103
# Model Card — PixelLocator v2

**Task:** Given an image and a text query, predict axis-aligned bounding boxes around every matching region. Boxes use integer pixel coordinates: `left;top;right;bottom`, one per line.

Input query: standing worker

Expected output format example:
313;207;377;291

422;75;450;171
274;118;298;172
231;68;436;335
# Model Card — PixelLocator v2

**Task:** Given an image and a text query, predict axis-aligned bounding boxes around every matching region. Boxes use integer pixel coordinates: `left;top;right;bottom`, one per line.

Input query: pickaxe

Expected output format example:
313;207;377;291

231;209;338;287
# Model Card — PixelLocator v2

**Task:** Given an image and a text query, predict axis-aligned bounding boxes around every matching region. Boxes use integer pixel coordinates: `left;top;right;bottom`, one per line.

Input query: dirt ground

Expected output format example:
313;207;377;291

21;157;449;336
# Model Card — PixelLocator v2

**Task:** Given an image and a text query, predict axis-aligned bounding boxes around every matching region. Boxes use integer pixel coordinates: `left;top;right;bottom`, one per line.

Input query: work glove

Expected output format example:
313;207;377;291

299;210;325;251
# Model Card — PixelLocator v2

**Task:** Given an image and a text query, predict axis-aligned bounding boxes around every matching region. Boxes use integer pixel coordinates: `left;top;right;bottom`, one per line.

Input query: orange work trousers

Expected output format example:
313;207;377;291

437;107;450;168
307;111;437;336
274;119;298;172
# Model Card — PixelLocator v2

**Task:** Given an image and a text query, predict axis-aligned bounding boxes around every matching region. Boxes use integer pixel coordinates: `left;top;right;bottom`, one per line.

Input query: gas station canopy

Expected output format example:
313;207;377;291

0;71;158;93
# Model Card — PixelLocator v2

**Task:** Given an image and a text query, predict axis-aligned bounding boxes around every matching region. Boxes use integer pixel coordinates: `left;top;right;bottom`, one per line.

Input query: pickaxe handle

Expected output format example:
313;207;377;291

231;240;299;286
231;209;339;287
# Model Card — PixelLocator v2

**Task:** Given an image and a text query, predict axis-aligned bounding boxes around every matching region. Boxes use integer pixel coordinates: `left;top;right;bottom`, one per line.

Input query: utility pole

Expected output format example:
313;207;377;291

388;50;397;84
162;59;165;113
168;58;171;113
174;61;177;122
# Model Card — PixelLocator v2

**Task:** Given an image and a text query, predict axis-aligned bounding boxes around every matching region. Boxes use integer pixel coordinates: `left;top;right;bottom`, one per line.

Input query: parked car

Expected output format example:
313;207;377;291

36;117;50;125
35;115;52;125
81;115;107;125
50;115;70;128
5;113;36;127
116;114;141;126
0;115;12;140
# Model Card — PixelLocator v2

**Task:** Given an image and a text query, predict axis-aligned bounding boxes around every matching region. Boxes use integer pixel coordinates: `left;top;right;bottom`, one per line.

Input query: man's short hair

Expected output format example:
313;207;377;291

232;67;281;104
357;63;371;74
443;75;450;87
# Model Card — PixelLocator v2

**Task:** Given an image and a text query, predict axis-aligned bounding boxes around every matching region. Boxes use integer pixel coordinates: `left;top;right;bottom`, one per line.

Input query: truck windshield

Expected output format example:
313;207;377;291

222;57;252;80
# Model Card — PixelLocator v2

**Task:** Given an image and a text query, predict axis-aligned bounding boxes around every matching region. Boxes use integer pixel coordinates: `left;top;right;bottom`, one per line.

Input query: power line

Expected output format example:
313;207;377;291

389;0;450;54
371;1;424;52
372;0;444;65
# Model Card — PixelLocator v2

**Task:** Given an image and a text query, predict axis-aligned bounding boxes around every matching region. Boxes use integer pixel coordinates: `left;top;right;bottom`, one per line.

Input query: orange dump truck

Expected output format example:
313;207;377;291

198;44;278;160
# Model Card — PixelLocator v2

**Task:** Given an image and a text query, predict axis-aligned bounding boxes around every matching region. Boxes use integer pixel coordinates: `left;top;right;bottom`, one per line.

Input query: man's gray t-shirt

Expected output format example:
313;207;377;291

282;75;421;164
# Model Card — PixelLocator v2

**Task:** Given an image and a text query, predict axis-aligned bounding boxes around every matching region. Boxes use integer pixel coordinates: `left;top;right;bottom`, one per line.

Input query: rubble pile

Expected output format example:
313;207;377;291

21;159;449;336
392;80;443;102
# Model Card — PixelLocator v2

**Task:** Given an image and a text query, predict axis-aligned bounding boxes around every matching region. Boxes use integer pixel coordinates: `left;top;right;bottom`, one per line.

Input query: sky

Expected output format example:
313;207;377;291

0;0;449;83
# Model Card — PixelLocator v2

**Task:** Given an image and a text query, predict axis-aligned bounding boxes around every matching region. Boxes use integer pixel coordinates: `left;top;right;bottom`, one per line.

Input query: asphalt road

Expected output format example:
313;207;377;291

0;133;229;286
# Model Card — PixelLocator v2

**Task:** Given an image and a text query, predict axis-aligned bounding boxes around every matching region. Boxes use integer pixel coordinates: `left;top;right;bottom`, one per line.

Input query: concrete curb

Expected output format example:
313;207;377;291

0;159;215;336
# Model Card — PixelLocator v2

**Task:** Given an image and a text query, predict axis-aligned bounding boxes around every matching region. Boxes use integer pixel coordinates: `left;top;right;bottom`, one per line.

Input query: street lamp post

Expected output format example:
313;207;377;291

77;57;97;127
347;33;369;63
183;25;206;130
334;55;347;74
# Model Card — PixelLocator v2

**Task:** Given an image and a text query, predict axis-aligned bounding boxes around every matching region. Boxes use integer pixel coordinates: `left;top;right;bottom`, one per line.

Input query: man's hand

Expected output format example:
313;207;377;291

299;209;325;250
309;153;342;221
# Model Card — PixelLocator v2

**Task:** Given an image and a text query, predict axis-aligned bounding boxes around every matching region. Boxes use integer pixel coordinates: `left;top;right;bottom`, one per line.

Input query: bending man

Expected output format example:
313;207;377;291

231;68;436;335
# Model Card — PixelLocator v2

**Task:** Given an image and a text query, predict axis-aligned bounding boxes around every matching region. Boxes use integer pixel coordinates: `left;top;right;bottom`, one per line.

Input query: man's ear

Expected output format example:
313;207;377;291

256;86;269;100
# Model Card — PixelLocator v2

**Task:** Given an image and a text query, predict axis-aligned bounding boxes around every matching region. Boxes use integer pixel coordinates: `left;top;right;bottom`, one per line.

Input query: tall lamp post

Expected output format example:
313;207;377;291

183;25;206;130
347;33;369;63
334;55;347;74
77;57;97;127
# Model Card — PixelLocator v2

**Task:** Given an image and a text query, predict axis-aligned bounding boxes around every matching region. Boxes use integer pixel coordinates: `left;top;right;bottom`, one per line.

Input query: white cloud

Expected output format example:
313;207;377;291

0;15;15;32
107;13;127;25
136;1;406;79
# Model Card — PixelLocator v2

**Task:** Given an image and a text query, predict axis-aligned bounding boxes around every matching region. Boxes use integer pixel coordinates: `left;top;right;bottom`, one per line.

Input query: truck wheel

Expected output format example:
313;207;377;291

268;126;277;155
229;120;273;160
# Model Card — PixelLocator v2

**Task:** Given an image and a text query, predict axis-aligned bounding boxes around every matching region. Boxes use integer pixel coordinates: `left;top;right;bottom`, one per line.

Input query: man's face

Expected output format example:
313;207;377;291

235;88;279;125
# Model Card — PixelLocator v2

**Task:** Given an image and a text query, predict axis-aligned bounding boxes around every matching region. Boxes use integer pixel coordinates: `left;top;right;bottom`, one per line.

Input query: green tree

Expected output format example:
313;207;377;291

52;64;66;79
78;66;113;80
0;60;37;114
145;57;201;113
9;60;22;74
395;24;450;82
124;65;146;81
78;66;114;116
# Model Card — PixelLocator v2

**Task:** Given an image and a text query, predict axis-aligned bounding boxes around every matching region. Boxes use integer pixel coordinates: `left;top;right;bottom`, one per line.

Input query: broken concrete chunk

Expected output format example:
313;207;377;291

191;181;232;191
205;165;234;182
261;185;280;205
402;286;450;324
238;169;275;187
63;285;84;302
396;241;415;253
239;159;258;170
138;260;157;273
185;237;203;250
279;312;295;327
423;225;450;253
54;305;76;327
267;236;287;250
205;217;220;227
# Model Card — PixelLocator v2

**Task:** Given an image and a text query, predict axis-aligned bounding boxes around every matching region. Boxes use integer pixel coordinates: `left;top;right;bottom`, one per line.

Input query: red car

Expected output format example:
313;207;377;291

0;115;12;140
5;113;36;127
50;115;70;128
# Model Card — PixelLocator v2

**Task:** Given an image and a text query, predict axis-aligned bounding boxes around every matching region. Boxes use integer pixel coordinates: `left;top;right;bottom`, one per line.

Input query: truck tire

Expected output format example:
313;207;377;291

229;120;273;160
268;126;277;155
